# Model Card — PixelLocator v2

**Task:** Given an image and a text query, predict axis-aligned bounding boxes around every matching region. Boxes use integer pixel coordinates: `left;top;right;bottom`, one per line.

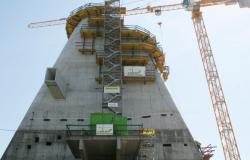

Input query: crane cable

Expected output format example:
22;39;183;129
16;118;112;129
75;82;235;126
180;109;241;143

122;0;162;9
157;21;167;50
0;129;16;132
121;0;144;6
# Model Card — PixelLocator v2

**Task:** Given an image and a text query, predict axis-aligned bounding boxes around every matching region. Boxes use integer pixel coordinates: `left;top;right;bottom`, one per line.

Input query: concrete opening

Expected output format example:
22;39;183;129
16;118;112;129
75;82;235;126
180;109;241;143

141;115;151;118
57;135;62;140
27;145;31;150
66;138;141;160
163;144;172;147
66;124;143;160
35;137;39;143
161;113;167;117
45;68;65;100
84;139;117;160
60;119;67;121
45;68;56;81
43;118;50;121
46;142;52;146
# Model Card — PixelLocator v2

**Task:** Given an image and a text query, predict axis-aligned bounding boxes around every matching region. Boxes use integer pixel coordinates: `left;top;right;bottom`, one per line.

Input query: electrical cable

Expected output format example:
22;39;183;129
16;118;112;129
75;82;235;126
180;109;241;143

129;0;162;9
0;129;16;132
121;0;144;6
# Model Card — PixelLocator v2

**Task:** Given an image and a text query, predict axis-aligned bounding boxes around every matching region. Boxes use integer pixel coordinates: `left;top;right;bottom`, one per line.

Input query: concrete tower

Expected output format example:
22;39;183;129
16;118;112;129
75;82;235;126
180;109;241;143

2;3;202;160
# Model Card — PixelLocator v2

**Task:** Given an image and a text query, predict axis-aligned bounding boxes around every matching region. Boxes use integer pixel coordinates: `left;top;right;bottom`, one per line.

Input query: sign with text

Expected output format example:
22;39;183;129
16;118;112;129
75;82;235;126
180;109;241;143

104;86;120;94
108;102;118;107
140;128;156;136
96;124;113;136
124;66;146;77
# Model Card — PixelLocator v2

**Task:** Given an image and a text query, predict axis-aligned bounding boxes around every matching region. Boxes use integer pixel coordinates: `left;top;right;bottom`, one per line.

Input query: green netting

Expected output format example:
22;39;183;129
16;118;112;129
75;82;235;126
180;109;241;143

114;115;128;136
90;113;128;135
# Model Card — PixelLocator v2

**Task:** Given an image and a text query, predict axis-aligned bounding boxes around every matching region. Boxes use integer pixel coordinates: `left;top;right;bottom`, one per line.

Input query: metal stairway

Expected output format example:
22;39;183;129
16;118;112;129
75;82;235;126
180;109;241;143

102;0;122;114
138;140;155;160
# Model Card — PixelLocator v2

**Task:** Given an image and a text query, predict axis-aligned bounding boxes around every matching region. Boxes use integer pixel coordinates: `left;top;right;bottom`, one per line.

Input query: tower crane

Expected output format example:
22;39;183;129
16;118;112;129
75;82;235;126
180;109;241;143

27;0;250;159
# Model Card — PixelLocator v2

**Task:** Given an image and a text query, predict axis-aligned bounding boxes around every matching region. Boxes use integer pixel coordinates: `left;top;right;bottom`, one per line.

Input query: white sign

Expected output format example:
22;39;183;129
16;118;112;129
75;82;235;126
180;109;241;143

104;86;120;93
96;124;113;135
108;102;118;107
124;66;146;77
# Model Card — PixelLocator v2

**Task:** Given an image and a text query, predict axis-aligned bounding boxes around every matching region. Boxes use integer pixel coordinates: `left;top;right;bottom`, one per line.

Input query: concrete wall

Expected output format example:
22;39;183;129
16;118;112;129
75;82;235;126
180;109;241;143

239;0;250;7
2;15;202;160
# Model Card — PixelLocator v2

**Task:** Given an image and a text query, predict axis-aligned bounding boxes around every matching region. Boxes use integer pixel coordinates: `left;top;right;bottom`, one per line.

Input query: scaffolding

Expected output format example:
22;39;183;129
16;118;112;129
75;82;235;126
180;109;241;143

138;139;155;160
67;3;169;106
102;0;122;114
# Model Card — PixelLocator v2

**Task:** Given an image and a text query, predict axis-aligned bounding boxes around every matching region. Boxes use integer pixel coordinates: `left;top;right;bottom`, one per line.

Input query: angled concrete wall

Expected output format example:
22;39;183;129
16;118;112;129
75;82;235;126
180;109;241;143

2;12;202;160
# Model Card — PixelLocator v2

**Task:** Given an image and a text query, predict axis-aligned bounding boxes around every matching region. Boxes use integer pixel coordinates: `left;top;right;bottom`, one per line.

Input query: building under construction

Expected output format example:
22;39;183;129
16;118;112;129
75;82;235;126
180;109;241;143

2;0;249;159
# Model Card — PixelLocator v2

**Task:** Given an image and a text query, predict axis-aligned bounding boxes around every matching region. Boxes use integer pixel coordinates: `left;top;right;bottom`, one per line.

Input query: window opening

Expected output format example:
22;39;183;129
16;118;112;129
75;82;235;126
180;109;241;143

35;137;39;143
46;142;52;146
57;135;62;140
27;145;31;149
141;115;151;118
163;144;172;147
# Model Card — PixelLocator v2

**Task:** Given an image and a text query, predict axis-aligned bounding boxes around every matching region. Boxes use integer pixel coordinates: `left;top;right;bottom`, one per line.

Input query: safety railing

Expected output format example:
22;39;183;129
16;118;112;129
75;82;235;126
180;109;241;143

122;38;155;45
81;24;163;51
96;50;151;58
123;25;155;39
87;15;125;21
81;24;155;39
68;3;104;18
66;124;143;137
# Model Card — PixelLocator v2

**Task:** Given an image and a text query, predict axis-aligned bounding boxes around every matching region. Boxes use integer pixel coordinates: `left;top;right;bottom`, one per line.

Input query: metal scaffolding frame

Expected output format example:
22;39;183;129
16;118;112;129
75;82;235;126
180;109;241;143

138;139;155;160
192;11;240;160
102;0;122;114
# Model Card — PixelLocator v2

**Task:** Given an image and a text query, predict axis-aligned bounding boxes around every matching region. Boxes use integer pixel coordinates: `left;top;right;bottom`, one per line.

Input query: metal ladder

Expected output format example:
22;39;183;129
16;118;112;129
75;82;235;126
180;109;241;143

138;140;155;160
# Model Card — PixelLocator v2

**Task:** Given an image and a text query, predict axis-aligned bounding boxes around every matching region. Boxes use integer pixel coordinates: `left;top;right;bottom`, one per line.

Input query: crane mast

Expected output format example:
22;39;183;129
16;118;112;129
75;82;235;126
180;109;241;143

192;9;241;160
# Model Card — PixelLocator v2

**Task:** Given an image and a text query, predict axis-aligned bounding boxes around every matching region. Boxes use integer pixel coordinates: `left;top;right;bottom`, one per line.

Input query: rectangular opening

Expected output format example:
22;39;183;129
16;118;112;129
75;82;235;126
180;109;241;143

184;143;188;146
57;135;62;140
43;118;50;121
45;67;65;100
46;141;52;146
45;68;56;81
77;119;84;121
163;144;172;147
141;115;151;118
60;119;67;121
35;137;39;143
161;113;167;117
27;145;31;149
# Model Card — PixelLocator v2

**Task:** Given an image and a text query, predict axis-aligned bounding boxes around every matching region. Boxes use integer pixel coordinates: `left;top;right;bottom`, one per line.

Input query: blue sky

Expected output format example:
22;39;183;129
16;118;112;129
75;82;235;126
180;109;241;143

0;0;249;159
